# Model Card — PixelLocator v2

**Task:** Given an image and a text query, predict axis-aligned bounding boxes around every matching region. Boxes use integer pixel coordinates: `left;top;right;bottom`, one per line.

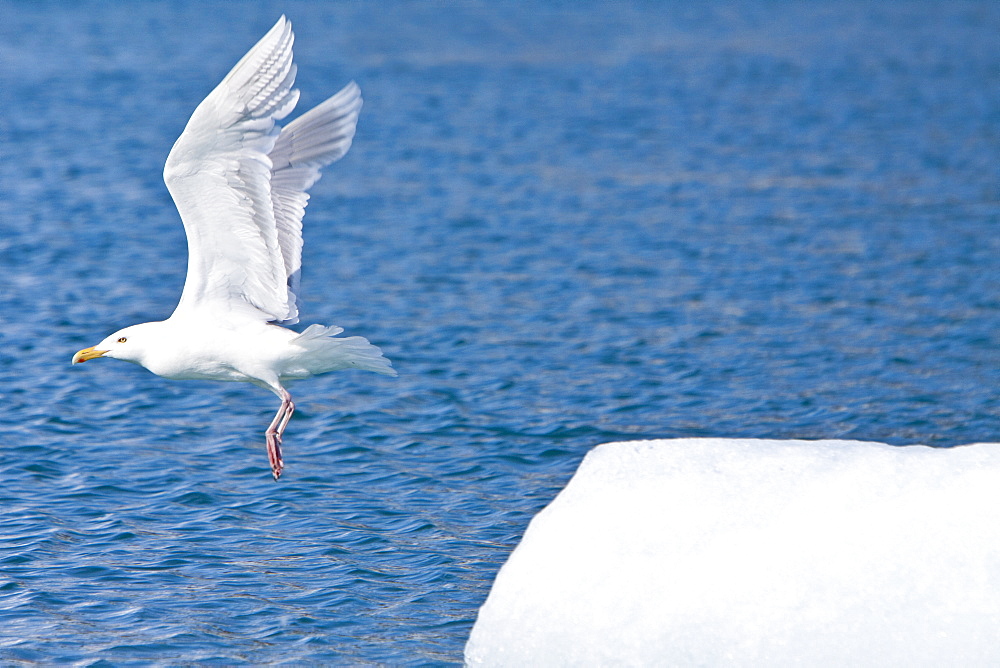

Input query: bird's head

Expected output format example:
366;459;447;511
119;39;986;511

72;323;158;366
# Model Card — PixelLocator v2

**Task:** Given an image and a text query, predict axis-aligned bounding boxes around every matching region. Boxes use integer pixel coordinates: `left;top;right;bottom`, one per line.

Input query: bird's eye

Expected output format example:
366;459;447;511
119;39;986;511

118;337;127;343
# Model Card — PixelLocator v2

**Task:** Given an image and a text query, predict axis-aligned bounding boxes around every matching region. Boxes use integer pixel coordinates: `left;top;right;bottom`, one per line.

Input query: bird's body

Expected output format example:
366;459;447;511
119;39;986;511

73;17;394;479
99;319;388;385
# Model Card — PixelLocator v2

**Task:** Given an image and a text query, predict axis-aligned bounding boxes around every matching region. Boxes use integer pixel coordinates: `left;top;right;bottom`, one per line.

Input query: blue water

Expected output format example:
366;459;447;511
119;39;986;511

2;0;999;663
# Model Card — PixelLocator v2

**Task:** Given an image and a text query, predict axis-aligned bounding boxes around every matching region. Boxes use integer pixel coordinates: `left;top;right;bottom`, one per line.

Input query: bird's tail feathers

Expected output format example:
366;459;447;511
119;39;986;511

292;324;396;376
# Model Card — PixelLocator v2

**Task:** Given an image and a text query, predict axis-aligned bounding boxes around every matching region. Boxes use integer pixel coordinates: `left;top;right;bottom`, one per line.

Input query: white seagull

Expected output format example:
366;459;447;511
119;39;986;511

72;16;395;480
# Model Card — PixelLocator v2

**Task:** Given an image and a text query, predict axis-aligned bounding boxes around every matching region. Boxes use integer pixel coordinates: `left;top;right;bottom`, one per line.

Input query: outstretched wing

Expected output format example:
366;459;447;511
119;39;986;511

163;16;362;325
268;81;362;324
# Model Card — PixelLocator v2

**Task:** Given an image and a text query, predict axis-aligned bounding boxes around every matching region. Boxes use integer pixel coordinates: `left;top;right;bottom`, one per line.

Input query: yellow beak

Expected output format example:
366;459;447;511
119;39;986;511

72;346;108;364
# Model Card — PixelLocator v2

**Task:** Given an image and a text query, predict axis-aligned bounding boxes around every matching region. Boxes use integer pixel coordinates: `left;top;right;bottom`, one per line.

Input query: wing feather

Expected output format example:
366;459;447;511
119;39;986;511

164;16;299;322
268;81;362;322
163;16;362;325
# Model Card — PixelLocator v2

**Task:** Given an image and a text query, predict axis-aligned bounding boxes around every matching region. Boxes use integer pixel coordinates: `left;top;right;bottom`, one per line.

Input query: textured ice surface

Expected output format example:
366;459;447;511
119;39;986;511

466;438;1000;666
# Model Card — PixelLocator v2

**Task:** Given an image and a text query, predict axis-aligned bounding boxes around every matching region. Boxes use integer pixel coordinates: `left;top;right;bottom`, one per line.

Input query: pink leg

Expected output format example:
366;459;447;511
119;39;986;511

265;388;294;480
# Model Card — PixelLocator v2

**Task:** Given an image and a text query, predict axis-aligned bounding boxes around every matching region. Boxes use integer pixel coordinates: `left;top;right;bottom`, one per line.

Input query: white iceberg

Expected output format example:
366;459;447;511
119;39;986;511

466;438;1000;666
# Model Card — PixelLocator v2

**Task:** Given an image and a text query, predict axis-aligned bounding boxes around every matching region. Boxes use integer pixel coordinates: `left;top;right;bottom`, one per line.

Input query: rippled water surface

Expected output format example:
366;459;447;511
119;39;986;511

2;1;999;663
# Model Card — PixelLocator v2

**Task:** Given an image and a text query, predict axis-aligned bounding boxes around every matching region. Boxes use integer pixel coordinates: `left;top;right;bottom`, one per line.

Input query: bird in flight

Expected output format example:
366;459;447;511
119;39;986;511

72;16;395;480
